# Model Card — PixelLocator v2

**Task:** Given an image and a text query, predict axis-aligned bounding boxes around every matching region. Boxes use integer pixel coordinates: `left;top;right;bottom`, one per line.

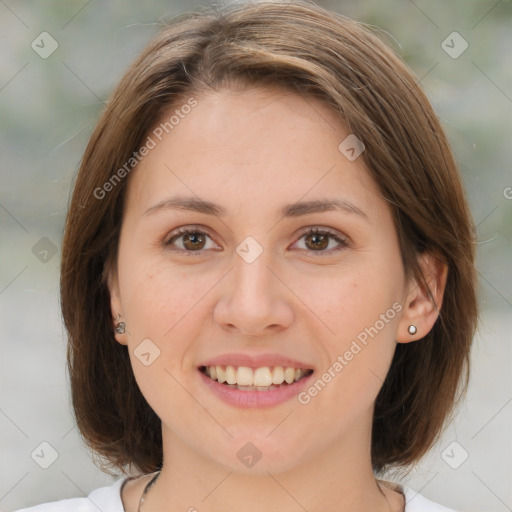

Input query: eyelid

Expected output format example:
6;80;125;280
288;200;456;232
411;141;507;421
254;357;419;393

295;225;348;240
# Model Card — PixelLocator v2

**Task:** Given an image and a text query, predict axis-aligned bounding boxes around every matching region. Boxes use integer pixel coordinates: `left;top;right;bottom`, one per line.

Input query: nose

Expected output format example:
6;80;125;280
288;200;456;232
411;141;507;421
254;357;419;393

213;249;294;336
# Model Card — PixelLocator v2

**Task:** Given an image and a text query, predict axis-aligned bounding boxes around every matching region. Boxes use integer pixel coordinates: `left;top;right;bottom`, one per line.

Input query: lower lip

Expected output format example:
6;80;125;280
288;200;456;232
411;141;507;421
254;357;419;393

198;370;313;408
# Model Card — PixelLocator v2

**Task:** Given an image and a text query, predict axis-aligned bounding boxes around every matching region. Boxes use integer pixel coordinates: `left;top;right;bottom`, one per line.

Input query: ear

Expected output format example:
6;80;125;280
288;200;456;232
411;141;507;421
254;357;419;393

397;252;448;343
105;262;127;346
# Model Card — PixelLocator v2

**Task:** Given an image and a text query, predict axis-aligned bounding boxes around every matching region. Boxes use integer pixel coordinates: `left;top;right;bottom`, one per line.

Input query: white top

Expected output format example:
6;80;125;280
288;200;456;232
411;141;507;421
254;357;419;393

14;477;457;512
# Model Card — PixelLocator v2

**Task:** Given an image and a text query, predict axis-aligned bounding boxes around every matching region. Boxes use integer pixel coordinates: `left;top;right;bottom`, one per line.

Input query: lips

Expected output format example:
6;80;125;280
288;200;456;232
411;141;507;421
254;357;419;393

200;353;313;371
197;353;315;407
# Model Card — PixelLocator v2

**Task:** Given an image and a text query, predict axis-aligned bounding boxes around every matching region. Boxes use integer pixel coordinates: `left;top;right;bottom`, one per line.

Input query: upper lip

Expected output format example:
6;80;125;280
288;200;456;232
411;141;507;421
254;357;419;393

199;353;314;370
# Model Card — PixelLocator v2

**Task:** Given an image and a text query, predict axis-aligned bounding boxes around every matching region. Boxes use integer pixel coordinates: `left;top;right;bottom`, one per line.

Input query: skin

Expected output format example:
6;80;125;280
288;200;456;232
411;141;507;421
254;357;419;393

109;85;447;512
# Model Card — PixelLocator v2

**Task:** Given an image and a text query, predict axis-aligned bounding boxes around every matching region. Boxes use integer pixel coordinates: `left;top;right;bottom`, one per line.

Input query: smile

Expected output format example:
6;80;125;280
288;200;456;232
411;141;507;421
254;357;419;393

199;365;313;390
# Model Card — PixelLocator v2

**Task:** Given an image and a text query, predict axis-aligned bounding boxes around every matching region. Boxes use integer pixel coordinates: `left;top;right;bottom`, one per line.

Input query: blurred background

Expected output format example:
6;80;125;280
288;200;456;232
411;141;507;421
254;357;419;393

1;0;511;510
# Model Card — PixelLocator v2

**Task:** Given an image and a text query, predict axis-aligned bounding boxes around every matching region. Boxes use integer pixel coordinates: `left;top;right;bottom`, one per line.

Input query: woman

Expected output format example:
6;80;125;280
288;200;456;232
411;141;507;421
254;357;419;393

18;1;477;511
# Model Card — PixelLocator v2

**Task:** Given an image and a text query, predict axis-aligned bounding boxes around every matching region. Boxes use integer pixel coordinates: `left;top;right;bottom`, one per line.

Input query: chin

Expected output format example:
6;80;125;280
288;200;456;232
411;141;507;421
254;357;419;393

204;431;313;475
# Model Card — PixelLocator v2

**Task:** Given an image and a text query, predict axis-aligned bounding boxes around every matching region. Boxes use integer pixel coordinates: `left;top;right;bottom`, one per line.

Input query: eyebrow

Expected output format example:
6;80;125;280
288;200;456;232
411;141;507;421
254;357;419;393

143;196;369;221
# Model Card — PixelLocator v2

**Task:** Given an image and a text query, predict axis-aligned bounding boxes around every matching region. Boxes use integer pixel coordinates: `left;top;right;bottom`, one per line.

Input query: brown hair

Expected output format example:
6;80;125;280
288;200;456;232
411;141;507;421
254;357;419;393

60;0;478;476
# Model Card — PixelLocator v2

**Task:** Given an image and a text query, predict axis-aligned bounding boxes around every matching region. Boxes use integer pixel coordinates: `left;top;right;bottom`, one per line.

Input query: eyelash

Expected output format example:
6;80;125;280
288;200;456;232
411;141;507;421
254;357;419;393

164;226;349;256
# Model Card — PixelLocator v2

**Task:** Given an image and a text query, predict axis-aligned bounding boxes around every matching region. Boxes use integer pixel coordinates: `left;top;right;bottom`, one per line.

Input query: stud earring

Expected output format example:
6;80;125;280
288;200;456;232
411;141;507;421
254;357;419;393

407;324;417;335
114;315;126;335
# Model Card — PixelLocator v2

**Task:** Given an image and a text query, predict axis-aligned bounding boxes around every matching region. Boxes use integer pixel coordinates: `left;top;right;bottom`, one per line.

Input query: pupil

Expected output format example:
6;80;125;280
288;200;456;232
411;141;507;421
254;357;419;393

306;233;328;250
184;232;205;250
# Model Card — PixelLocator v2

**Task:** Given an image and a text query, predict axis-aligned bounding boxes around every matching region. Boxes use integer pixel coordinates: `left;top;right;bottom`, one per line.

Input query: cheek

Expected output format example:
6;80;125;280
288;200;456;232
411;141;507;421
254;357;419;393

292;264;402;408
119;252;196;333
293;264;401;343
118;255;220;376
117;261;211;419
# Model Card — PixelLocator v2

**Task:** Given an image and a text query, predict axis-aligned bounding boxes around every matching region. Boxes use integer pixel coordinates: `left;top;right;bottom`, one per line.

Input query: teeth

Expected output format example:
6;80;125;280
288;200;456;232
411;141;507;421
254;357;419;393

254;367;273;387
225;365;237;385
284;367;295;384
216;366;226;383
272;366;285;385
236;366;253;386
203;365;311;387
237;384;255;391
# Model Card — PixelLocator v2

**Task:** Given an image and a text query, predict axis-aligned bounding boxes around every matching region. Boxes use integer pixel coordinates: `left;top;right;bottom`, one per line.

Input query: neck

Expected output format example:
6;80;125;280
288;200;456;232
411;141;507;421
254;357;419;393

139;423;402;512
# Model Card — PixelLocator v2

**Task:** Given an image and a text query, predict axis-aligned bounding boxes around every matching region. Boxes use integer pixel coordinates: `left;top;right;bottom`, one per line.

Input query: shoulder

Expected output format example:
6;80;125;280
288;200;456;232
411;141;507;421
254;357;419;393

379;479;457;512
403;485;458;512
13;477;127;512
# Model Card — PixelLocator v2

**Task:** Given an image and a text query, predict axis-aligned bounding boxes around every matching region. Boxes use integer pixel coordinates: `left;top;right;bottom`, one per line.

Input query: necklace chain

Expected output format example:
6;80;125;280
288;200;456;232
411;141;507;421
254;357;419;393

137;470;161;512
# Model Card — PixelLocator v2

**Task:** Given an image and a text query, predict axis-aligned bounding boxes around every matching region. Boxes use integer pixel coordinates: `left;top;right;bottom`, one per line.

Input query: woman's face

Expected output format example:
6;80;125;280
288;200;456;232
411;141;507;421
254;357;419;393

109;85;416;473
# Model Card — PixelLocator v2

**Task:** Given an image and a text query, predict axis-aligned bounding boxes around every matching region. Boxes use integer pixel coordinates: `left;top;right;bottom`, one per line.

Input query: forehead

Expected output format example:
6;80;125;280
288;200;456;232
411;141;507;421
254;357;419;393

125;85;383;219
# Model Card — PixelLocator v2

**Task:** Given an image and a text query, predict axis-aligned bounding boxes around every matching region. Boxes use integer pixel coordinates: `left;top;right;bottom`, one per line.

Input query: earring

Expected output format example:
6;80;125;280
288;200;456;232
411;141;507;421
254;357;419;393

114;315;126;335
408;324;417;335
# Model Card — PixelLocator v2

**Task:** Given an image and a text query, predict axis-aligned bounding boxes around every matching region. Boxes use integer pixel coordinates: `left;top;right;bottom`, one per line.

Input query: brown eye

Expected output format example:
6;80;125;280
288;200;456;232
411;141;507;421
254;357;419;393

182;232;206;250
304;231;329;250
294;227;349;254
166;228;217;252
